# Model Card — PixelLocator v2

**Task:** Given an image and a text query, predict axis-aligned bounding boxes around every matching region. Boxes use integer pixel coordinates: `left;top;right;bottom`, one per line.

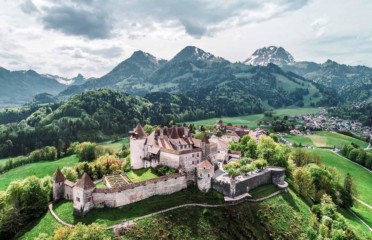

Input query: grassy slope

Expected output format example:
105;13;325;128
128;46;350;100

122;190;311;240
54;188;224;226
285;131;368;148
0;155;79;191
99;138;129;152
184;108;320;128
126;168;160;183
17;211;63;240
309;149;372;228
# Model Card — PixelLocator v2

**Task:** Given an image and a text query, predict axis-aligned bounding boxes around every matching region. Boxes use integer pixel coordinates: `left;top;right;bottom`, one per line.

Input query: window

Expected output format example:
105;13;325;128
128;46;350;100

192;154;194;157
197;153;199;157
192;161;194;164
76;197;80;202
208;174;210;178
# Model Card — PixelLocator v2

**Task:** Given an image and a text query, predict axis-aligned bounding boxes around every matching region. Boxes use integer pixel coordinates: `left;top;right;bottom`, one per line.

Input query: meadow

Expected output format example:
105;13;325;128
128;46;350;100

126;168;160;183
0;155;79;191
99;137;129;152
285;131;368;148
184;107;320;128
307;149;372;228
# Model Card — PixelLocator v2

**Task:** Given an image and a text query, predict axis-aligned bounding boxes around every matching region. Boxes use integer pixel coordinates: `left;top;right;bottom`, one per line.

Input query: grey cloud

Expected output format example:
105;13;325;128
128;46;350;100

28;0;309;39
41;4;113;39
20;0;39;14
56;45;124;58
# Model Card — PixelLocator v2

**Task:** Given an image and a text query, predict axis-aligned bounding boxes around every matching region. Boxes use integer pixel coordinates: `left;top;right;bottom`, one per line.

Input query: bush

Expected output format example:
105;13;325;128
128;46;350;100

155;165;177;176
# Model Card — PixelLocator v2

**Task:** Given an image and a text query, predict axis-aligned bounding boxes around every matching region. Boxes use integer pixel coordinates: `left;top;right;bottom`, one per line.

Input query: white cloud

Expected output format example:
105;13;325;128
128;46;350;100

0;0;371;78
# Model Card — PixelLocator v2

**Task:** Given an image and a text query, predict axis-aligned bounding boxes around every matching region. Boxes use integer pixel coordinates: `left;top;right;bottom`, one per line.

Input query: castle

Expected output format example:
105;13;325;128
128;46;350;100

53;124;287;217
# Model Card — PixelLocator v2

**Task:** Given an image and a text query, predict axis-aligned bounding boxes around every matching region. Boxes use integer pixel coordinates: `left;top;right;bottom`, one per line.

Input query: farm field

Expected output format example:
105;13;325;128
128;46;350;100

185;108;320;128
285;131;368;148
307;149;372;227
0;155;79;191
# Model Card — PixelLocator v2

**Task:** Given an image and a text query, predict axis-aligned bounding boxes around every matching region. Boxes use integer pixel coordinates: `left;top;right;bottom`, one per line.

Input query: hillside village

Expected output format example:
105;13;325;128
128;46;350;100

298;109;372;139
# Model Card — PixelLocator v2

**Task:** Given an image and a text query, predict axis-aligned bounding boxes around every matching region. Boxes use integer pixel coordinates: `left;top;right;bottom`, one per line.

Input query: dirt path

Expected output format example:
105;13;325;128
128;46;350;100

354;197;372;209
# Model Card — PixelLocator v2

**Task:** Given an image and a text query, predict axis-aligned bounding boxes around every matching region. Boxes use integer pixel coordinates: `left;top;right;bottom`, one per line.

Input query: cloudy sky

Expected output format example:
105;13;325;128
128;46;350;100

1;0;371;78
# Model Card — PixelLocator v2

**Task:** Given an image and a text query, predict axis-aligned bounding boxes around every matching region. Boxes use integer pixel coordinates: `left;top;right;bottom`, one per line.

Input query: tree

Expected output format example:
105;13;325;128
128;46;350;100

253;159;268;170
293;167;314;198
61;167;78;182
342;173;355;208
226;168;241;179
348;148;360;162
240;165;256;175
246;139;257;158
257;136;276;163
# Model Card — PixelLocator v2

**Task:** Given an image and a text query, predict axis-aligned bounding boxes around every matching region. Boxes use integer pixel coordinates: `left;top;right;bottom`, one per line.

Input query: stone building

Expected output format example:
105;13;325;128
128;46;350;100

129;124;218;172
52;124;287;217
196;160;214;192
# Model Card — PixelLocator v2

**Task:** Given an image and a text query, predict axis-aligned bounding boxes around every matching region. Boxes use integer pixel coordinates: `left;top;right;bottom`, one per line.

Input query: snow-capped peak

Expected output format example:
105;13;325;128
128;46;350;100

244;46;295;66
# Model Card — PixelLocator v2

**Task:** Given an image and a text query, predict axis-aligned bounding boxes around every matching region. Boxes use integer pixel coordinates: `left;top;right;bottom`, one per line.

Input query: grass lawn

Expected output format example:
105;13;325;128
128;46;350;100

308;149;372;227
249;184;278;199
285;131;368;149
54;188;224;226
126;168;160;183
337;207;372;239
316;131;368;148
100;138;129;152
284;134;315;147
185;108;320;128
95;181;106;188
0;155;79;191
17;211;63;240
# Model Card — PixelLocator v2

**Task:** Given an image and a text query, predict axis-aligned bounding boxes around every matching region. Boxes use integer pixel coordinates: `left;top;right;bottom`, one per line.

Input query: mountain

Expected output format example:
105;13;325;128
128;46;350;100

244;46;295;66
58;46;331;110
58;51;167;98
281;60;372;102
0;68;67;106
42;73;86;86
168;46;228;64
245;46;372;101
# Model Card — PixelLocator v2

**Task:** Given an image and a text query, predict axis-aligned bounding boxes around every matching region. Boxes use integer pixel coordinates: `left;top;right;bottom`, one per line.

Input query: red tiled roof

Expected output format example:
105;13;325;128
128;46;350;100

134;123;147;139
75;173;96;190
54;169;65;183
197;160;213;168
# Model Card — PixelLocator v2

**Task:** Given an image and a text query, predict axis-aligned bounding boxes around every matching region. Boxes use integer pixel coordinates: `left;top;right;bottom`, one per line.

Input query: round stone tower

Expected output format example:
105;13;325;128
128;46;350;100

129;123;147;169
196;160;214;192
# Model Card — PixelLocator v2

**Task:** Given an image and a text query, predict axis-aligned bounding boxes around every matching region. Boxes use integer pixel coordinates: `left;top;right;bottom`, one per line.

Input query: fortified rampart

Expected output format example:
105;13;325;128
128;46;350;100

212;167;286;197
91;172;187;209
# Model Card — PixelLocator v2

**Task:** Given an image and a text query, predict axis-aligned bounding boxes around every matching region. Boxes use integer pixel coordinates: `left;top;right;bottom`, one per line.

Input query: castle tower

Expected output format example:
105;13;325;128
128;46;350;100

196;160;214;192
53;169;65;202
73;173;96;217
129;123;147;169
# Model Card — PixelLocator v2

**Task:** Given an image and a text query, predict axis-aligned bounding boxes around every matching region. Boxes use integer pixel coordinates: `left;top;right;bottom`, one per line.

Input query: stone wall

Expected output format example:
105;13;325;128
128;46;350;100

92;173;187;209
212;167;286;197
130;138;146;169
52;182;64;202
196;166;213;192
73;187;95;216
159;151;181;169
212;177;231;196
64;185;73;200
235;171;272;196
